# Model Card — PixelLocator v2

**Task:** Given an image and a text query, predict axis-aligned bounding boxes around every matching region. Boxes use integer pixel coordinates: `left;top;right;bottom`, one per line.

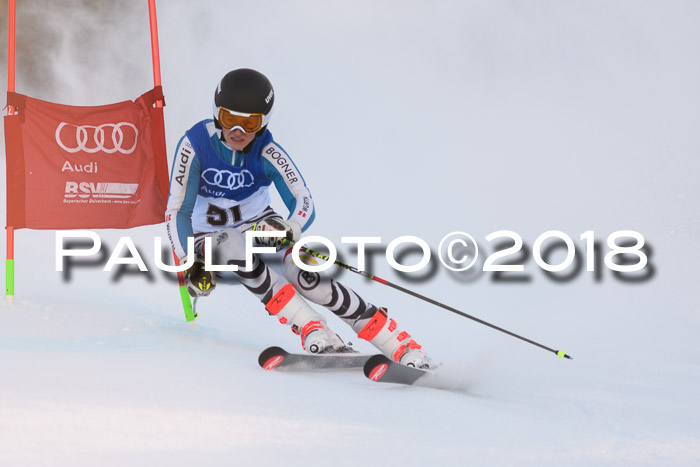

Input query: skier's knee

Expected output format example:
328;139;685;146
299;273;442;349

284;259;332;304
207;228;247;267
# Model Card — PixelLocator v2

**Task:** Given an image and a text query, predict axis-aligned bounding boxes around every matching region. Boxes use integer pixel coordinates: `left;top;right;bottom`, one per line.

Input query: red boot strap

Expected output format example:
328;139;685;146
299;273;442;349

393;343;408;362
396;330;411;342
357;308;389;341
392;339;422;362
265;283;296;316
300;320;324;338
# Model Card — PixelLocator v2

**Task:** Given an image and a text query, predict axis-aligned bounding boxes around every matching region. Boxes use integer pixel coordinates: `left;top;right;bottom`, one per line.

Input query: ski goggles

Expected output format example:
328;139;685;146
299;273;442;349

216;106;265;133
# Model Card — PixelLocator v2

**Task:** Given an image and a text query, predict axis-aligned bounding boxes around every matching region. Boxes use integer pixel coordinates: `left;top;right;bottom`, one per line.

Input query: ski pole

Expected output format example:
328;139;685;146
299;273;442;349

283;239;572;360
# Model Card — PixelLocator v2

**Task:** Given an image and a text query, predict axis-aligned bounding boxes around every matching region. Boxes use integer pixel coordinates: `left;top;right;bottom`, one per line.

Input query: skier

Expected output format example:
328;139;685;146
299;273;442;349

165;68;435;369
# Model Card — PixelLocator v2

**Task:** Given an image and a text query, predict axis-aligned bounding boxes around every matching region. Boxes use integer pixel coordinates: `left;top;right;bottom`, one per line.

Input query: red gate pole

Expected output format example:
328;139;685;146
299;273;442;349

5;0;16;305
147;0;195;323
147;0;163;99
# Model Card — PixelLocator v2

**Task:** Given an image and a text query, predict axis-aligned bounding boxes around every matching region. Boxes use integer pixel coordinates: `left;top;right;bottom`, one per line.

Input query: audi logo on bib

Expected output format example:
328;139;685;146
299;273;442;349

55;122;139;154
202;168;255;190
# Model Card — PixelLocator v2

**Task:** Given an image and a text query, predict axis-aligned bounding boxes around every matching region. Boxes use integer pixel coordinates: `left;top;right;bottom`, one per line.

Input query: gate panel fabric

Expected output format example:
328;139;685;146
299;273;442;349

4;87;169;229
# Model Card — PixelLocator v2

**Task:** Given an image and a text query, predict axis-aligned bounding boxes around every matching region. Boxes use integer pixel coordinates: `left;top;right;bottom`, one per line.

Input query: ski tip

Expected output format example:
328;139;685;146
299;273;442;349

363;355;390;379
557;350;573;360
363;354;428;385
367;363;389;382
258;346;288;370
262;355;285;370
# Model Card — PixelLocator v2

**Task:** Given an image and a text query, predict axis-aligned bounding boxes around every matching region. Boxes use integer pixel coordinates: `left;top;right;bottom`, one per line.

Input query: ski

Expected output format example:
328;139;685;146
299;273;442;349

363;354;428;385
258;346;376;371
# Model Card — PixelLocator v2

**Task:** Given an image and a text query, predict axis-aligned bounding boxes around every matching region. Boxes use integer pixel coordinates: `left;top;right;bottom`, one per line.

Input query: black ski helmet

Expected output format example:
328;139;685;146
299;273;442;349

213;68;275;137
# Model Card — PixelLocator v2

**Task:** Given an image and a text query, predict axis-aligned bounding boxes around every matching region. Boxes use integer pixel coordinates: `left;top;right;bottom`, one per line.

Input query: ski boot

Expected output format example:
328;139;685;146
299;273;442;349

357;308;436;369
265;284;346;354
300;321;355;354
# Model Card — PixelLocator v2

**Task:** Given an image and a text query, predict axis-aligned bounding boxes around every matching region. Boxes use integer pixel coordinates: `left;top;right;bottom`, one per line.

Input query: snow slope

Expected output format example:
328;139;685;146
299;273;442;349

1;1;700;465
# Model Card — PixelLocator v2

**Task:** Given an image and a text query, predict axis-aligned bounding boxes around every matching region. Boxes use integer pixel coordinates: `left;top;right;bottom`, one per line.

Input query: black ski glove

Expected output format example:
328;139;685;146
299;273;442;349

185;256;216;298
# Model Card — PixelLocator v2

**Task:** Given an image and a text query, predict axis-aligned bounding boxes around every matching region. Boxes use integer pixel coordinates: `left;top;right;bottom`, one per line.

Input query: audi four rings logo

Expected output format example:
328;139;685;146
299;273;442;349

55;122;139;154
202;168;255;190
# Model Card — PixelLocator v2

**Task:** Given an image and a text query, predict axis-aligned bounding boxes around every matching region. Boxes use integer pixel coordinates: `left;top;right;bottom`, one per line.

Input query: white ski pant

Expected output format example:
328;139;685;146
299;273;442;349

197;227;381;334
195;226;426;361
